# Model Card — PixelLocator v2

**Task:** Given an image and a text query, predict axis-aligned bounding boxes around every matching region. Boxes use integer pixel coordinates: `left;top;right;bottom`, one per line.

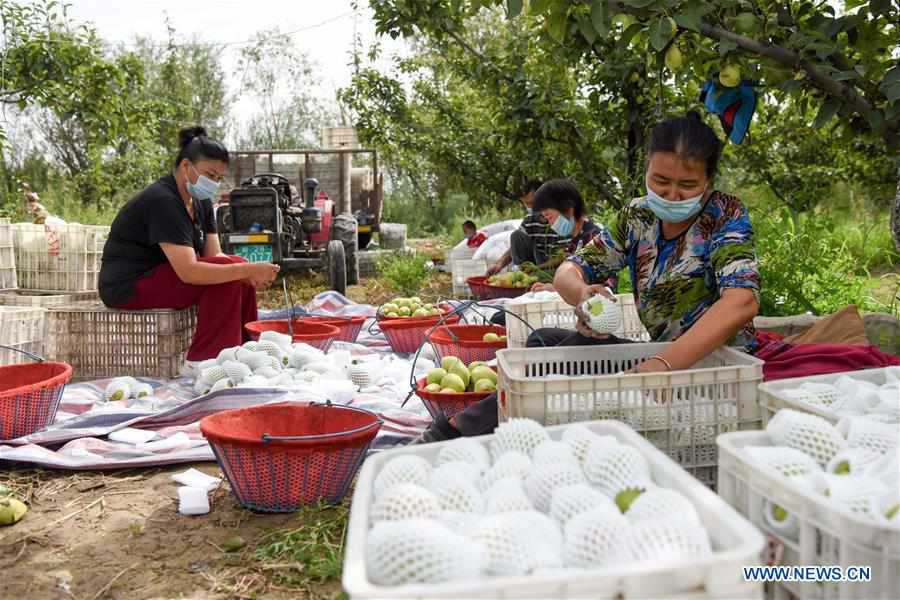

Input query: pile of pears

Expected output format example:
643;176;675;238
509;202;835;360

423;356;498;394
487;271;537;289
379;296;444;319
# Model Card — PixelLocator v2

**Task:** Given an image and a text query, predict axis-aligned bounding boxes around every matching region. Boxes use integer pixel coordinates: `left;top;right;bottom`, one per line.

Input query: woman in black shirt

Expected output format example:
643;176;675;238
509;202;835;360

99;126;279;373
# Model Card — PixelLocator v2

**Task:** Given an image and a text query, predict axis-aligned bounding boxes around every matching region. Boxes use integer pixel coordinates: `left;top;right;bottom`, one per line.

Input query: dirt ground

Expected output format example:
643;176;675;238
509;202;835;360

1;464;350;600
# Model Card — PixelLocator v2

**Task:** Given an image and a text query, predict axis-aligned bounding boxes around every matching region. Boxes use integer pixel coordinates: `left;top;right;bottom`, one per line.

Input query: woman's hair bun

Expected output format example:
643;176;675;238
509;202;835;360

177;126;208;149
685;110;703;122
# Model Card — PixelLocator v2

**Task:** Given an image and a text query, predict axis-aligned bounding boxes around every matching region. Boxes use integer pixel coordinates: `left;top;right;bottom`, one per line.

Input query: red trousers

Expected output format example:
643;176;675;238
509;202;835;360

117;256;258;360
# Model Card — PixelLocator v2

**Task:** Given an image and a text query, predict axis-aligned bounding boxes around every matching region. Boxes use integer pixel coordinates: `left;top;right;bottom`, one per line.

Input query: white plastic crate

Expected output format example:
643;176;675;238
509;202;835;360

0;290;98;307
342;419;765;599
759;367;899;426
505;293;649;347
0;218;15;290
12;223;109;292
718;430;900;600
450;257;487;297
448;243;477;263
496;343;764;486
0;306;45;364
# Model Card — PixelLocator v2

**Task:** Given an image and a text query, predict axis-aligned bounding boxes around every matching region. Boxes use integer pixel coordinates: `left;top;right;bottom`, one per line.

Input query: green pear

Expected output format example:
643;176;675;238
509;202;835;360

427;368;447;386
468;361;486;371
720;64;741;87
470;366;498;386
398;306;411;317
771;504;788;522
440;373;466;393
665;45;683;71
412;308;429;318
474;379;497;393
441;356;462;372
483;332;501;342
0;497;27;526
614;488;646;513
833;460;851;475
424;383;443;393
449;362;470;388
733;12;759;34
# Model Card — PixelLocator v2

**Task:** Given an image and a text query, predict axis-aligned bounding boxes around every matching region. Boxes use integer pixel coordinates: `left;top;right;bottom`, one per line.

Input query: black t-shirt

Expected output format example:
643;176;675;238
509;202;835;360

99;175;216;306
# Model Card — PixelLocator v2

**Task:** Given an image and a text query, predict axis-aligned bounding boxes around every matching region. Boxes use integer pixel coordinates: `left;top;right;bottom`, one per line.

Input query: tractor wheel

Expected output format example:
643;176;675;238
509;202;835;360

327;240;347;296
331;214;359;285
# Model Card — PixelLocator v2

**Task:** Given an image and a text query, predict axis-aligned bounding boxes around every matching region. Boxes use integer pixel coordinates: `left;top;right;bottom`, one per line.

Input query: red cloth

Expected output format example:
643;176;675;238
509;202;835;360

116;255;258;360
755;340;900;381
466;232;487;248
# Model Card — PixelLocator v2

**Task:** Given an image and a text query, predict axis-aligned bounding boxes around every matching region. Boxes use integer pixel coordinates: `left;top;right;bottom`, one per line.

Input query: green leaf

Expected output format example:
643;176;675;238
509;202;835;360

813;97;841;128
618;23;645;49
591;0;609;37
718;39;738;56
675;12;703;33
578;16;597;43
506;0;523;18
547;9;568;44
649;16;673;52
779;79;804;93
624;0;657;7
883;82;900;104
883;66;900;87
529;0;552;15
831;70;858;81
867;109;884;132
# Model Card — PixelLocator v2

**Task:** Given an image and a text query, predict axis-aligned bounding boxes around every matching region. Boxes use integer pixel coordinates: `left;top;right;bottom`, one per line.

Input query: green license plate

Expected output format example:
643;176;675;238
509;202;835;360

234;244;273;263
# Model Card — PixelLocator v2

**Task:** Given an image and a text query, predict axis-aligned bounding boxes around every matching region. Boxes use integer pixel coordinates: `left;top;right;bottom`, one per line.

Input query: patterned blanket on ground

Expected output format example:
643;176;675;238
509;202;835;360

0;293;507;470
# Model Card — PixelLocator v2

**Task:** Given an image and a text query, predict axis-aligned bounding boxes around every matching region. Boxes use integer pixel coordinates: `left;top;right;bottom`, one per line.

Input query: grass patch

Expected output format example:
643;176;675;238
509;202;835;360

251;504;349;597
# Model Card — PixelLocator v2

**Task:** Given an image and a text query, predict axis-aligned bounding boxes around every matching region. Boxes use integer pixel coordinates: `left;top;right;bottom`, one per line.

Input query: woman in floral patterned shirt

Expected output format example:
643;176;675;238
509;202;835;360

413;112;760;443
555;111;760;374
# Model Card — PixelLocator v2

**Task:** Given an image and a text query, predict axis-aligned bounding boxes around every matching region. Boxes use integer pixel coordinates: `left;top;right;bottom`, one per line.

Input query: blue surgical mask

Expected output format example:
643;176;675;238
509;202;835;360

551;214;574;237
645;180;706;223
186;163;220;201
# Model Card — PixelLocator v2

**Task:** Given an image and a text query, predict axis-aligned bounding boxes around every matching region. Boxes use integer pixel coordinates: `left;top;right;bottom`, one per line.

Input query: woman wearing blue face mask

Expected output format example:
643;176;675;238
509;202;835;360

527;179;604;292
99;126;280;371
412;112;760;444
554;111;760;373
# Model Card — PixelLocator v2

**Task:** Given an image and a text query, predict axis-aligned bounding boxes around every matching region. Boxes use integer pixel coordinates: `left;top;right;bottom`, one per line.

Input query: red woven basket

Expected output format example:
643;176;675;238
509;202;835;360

0;361;72;440
415;376;494;421
200;402;382;512
244;320;341;352
466;276;530;300
378;314;460;354
430;324;507;363
294;315;367;343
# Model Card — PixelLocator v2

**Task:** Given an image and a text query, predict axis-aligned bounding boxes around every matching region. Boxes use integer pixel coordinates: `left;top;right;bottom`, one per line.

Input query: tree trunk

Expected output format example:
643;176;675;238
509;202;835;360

892;169;900;252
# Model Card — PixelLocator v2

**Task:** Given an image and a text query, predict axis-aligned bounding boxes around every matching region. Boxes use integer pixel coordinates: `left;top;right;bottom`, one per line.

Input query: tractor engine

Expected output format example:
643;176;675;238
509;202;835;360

223;173;324;257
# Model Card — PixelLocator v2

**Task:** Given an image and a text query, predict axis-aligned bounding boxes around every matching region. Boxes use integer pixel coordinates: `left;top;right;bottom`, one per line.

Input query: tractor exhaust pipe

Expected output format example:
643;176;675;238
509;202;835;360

301;178;322;235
